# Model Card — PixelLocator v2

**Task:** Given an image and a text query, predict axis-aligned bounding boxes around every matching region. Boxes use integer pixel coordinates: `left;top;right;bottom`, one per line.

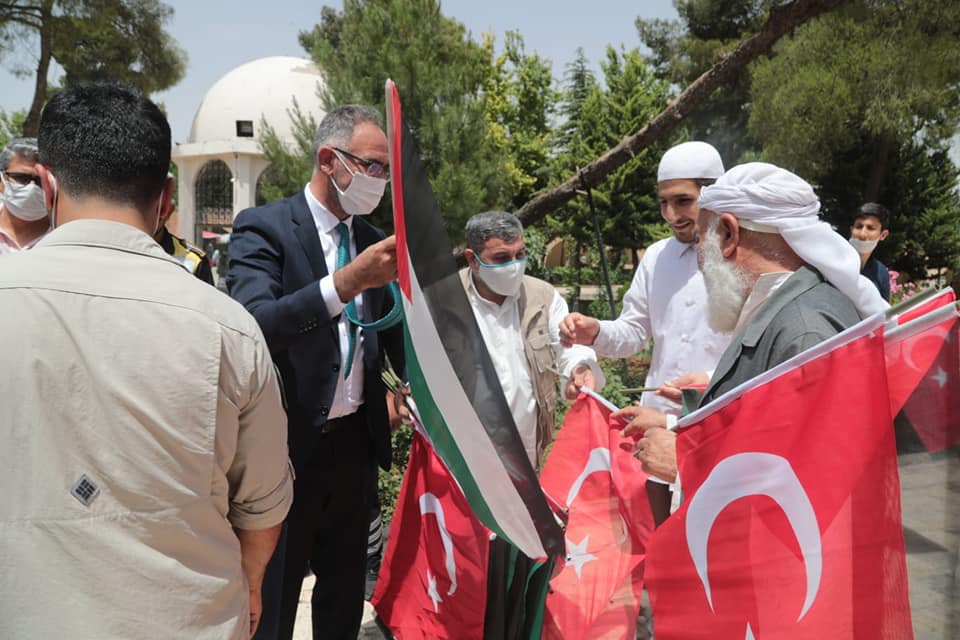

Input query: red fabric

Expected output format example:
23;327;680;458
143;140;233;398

373;433;490;639
645;331;913;639
540;396;654;640
900;319;960;452
896;289;955;325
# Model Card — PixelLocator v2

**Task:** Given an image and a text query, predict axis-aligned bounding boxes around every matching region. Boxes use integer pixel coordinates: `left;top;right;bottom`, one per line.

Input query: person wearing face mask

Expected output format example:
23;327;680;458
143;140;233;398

227;104;405;640
461;211;604;637
850;202;892;301
462;210;604;470
0;137;50;255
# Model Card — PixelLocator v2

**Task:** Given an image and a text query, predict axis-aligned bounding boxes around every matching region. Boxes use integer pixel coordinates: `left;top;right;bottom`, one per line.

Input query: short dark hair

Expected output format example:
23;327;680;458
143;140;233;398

854;202;891;229
38;81;171;212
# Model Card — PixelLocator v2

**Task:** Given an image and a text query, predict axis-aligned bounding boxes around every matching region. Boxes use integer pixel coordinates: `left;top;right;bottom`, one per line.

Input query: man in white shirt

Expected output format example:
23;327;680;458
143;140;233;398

560;141;730;415
462;210;604;469
559;141;731;522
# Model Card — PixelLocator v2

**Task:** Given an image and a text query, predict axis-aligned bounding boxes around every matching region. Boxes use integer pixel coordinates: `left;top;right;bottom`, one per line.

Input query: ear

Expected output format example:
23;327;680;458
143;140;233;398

879;229;889;242
317;146;336;176
158;175;176;223
717;213;740;259
464;248;478;270
36;164;56;210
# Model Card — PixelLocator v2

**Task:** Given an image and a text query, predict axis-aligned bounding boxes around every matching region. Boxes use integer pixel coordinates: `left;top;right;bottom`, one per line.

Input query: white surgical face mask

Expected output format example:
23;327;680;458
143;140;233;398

2;175;48;221
849;236;878;254
475;256;527;297
330;149;387;216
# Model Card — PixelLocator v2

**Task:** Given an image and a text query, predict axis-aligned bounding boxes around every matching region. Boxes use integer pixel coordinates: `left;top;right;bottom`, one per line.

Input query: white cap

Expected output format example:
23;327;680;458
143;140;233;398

657;141;725;182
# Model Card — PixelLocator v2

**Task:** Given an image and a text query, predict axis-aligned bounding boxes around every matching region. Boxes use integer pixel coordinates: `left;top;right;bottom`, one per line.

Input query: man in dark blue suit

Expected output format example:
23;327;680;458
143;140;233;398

227;104;404;640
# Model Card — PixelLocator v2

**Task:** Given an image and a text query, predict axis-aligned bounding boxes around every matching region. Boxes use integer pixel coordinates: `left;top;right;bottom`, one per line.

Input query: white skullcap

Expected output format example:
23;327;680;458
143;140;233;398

657;141;725;182
698;162;888;317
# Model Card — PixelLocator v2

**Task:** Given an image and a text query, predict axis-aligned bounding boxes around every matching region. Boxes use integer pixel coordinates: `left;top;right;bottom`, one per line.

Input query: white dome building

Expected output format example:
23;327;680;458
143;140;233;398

172;56;325;244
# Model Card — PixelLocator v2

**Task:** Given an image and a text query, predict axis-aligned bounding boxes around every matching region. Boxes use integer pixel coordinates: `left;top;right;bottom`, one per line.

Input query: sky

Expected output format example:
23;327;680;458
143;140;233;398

0;0;679;144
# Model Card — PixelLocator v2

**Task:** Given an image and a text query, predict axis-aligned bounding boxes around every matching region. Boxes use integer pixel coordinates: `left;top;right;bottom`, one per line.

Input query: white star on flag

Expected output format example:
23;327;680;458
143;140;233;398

565;535;598;580
426;569;442;612
932;366;948;388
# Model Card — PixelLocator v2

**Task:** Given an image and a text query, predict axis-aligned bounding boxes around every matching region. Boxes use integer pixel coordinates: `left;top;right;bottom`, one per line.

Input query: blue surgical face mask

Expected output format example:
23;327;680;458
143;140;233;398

474;255;526;297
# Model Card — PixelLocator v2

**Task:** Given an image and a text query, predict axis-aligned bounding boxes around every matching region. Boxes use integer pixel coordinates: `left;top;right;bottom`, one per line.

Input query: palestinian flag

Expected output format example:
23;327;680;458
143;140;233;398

385;79;563;560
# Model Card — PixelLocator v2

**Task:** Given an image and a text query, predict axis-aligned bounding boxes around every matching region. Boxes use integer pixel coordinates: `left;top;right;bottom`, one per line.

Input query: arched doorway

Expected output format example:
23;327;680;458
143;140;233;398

194;159;233;245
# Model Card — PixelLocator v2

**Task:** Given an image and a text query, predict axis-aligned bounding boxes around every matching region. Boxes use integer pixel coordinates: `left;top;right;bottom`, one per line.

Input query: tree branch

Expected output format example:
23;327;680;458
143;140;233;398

514;0;850;227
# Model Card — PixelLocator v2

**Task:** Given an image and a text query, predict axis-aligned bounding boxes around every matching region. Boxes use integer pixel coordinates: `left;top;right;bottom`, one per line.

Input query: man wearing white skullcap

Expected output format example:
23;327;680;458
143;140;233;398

560;141;732;524
560;141;731;412
618;162;888;484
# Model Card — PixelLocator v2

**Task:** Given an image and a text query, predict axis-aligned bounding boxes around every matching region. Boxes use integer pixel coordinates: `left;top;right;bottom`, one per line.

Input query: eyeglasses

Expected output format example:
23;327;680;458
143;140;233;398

3;172;41;187
332;147;389;179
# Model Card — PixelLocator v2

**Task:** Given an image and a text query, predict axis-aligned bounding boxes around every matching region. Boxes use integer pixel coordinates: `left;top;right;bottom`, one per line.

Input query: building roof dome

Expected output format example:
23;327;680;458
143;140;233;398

188;56;325;145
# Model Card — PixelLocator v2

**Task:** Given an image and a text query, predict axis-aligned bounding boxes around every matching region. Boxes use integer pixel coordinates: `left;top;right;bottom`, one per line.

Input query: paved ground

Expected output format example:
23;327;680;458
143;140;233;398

291;446;958;639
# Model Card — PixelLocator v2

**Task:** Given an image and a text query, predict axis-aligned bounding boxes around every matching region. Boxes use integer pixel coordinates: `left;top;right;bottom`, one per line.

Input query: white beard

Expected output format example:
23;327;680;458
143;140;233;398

699;228;752;332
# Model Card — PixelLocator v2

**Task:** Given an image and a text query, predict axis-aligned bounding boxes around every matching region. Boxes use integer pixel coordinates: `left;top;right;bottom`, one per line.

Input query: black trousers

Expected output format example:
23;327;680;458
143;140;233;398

255;411;378;640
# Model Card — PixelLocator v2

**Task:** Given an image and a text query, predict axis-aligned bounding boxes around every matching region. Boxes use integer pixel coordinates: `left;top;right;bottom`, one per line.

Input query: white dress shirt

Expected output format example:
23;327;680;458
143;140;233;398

466;272;604;466
304;185;366;419
593;236;730;414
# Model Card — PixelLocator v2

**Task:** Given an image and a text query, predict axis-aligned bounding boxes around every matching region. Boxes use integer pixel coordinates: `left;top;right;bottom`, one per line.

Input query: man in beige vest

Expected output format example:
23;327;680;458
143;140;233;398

461;210;604;469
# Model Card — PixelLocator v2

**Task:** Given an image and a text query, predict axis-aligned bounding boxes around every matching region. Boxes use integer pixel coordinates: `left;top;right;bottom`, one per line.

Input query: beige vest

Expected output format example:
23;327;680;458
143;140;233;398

461;269;558;467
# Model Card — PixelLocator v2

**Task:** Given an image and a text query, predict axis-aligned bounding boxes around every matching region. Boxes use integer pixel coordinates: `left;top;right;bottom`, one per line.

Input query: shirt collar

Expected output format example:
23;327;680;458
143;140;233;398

304;184;352;235
735;271;794;332
0;226;46;251
35;219;178;264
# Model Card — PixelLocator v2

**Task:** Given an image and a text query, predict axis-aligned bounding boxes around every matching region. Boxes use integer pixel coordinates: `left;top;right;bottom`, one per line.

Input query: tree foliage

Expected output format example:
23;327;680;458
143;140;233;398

258;1;560;242
635;0;960;275
550;46;669;253
0;0;186;135
747;0;960;272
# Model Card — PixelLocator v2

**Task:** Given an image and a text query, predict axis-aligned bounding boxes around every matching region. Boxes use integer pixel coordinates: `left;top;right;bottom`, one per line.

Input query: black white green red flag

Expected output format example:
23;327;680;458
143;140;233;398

385;79;563;560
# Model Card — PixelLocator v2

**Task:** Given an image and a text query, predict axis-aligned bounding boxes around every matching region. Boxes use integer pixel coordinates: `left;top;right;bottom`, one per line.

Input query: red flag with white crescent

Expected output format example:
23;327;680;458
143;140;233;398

645;316;912;638
373;431;491;639
539;395;654;640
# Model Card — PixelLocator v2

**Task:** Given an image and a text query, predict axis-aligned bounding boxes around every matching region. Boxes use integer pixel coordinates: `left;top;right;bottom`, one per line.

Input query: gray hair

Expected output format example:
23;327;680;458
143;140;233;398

0;137;39;172
311;105;383;167
465;211;524;254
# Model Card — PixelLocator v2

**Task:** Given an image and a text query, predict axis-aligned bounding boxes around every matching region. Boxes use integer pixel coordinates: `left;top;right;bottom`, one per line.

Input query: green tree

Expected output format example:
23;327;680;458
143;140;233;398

747;0;960;274
551;46;669;253
293;0;510;239
637;0;768;163
0;109;27;149
256;99;318;205
482;31;558;210
0;0;186;135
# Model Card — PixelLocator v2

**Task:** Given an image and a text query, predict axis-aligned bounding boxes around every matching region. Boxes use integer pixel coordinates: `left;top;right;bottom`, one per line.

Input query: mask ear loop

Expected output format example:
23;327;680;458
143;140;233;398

343;282;403;332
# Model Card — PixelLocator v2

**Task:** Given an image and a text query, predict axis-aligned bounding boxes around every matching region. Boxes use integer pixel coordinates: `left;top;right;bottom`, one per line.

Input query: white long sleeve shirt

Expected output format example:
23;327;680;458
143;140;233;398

593;236;730;414
466;273;604;465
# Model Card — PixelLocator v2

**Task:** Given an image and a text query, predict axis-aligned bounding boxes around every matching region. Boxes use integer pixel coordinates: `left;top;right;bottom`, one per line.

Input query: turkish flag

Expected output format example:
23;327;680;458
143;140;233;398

646;324;913;639
885;291;960;452
373;432;491;640
899;318;960;452
540;395;654;640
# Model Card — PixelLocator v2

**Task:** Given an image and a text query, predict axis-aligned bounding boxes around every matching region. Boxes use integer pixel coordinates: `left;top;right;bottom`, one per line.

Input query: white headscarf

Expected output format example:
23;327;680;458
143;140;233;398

698;162;888;317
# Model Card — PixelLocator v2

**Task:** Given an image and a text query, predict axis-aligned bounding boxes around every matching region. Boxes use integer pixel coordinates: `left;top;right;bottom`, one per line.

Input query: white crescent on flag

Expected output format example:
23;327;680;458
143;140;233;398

420;492;458;596
565;447;612;507
684;452;822;621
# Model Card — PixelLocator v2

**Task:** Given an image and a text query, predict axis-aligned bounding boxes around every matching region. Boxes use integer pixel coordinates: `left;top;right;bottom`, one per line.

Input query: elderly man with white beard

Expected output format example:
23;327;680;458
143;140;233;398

613;162;889;483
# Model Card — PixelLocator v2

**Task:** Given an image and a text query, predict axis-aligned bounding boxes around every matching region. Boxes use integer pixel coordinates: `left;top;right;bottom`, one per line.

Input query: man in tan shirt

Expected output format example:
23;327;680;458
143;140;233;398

0;81;293;639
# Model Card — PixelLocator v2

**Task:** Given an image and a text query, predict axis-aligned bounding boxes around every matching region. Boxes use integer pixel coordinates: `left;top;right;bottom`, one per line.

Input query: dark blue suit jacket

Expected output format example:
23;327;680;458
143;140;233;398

227;191;403;472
